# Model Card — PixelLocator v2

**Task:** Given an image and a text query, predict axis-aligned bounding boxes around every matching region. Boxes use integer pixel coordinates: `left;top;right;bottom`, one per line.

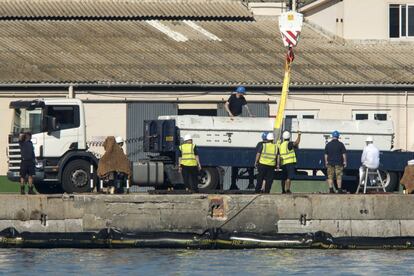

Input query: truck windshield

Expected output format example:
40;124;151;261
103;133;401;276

11;108;43;134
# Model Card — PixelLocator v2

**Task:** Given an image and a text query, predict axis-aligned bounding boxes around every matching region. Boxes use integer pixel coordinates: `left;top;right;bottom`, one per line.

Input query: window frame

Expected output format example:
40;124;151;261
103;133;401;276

46;105;80;131
389;4;414;38
283;109;319;119
352;110;389;121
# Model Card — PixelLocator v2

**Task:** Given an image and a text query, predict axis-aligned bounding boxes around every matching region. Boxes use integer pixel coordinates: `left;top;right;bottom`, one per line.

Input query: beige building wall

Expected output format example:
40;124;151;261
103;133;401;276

1;92;413;176
343;0;388;40
83;102;127;157
306;0;343;37
304;0;414;40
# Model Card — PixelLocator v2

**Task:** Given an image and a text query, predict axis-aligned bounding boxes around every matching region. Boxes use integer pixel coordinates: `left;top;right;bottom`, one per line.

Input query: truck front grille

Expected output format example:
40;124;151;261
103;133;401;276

8;143;21;173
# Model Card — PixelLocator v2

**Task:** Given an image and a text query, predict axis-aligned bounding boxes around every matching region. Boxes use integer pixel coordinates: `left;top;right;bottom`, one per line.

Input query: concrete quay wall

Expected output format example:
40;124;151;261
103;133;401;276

0;194;413;237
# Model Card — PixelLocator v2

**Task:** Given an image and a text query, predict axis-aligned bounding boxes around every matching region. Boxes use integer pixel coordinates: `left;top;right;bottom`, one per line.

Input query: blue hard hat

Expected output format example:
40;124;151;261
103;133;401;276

332;130;340;138
261;131;269;141
235;86;246;94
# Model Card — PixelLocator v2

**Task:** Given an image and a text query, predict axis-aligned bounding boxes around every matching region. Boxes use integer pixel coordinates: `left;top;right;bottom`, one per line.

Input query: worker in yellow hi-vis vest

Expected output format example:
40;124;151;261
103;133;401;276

178;134;202;192
278;131;301;194
254;133;278;193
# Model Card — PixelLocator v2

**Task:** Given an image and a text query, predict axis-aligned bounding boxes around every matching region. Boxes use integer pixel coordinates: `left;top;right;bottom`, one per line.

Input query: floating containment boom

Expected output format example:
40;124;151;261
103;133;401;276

1;228;414;250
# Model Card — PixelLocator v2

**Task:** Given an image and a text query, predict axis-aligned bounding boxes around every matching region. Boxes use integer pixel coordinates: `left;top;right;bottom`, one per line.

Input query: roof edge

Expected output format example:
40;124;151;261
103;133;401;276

0;83;414;92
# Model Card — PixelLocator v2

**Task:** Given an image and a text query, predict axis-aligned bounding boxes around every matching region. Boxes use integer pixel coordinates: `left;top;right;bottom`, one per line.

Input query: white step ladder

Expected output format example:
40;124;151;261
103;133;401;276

356;167;386;194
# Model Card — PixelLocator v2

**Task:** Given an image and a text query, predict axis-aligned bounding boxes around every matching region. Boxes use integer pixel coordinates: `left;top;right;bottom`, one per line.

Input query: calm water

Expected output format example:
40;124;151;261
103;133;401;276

0;249;413;275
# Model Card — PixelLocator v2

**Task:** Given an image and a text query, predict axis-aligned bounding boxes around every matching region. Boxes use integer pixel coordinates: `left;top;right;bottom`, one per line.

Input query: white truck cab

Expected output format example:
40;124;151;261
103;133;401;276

7;99;97;193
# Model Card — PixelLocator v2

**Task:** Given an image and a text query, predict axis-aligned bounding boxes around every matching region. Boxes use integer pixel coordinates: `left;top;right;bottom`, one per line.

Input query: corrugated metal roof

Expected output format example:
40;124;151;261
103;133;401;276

0;19;413;86
0;0;253;19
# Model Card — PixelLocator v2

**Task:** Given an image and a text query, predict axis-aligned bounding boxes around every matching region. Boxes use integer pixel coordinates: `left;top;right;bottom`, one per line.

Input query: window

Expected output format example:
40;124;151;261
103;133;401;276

389;4;414;38
46;105;80;130
355;114;368;120
284;110;318;119
374;113;387;121
353;110;389;121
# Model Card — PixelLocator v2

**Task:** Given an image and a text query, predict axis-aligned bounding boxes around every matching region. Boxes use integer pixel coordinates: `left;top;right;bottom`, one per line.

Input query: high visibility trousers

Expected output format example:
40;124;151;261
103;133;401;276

182;166;199;192
256;164;275;193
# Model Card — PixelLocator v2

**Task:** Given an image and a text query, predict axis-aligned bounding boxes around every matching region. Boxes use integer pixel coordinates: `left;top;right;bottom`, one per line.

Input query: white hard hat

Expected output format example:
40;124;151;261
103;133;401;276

183;134;192;141
115;136;124;144
366;136;374;142
266;133;274;141
282;131;291;140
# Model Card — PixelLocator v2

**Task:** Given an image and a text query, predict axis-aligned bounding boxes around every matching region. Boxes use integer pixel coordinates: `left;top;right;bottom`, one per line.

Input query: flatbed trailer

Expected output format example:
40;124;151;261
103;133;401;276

140;116;413;192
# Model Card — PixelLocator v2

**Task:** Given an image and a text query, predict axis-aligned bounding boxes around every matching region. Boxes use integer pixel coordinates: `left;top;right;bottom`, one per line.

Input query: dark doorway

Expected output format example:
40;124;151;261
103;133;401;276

178;109;217;116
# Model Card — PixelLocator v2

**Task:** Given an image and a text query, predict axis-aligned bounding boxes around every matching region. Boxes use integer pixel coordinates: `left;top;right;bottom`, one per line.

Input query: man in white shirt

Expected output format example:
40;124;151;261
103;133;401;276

359;136;380;185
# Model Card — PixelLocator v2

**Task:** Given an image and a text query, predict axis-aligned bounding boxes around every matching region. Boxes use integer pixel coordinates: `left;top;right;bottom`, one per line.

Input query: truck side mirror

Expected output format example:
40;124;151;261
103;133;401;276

46;116;58;133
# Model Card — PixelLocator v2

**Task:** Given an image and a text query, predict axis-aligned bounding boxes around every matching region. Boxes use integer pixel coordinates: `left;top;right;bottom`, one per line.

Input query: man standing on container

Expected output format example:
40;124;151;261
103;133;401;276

324;131;347;194
279;130;301;194
359;136;380;185
19;132;36;195
179;134;202;193
254;133;277;193
225;86;253;117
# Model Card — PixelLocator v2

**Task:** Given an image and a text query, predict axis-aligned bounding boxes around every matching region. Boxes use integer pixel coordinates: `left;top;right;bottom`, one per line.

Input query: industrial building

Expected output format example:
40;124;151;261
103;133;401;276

0;0;413;178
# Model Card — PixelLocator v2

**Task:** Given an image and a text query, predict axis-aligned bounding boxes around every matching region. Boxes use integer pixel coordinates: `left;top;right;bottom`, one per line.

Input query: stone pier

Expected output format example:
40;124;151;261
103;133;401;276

0;194;412;237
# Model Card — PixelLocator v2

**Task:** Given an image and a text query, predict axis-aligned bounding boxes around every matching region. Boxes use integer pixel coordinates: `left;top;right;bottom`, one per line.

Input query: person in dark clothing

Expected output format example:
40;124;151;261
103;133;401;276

225;86;253;117
254;133;277;193
19;132;36;195
178;134;202;192
324;130;347;194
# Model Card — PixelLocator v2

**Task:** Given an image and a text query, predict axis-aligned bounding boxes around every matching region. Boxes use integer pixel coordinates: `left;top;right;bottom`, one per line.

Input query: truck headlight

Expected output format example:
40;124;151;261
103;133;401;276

35;161;44;169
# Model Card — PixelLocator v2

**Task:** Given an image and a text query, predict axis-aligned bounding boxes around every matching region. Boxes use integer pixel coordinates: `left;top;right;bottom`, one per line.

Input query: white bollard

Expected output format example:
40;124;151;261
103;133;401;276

89;165;94;191
126;179;130;194
100;179;103;192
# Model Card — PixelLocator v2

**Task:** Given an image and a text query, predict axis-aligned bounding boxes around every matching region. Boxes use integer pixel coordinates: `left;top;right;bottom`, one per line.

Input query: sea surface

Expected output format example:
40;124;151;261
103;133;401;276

0;248;413;275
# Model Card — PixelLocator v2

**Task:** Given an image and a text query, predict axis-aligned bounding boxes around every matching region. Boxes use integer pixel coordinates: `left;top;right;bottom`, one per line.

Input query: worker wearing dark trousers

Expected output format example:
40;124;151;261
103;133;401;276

254;133;277;193
19;132;36;195
178;134;202;192
279;130;301;194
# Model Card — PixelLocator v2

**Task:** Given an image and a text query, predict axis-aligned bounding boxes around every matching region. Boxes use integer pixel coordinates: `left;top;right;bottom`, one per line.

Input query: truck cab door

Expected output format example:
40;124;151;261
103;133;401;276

43;105;80;158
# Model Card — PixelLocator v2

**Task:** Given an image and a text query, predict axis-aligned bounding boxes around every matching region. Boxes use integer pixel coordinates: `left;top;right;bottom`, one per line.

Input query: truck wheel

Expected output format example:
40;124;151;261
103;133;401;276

62;160;91;193
198;167;219;191
380;171;399;192
34;182;63;194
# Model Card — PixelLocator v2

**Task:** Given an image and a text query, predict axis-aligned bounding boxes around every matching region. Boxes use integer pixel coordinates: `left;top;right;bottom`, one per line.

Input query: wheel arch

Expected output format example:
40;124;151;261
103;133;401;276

57;151;99;182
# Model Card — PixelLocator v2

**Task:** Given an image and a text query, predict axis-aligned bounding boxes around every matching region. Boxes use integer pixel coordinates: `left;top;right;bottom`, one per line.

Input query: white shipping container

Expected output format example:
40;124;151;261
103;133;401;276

158;116;394;151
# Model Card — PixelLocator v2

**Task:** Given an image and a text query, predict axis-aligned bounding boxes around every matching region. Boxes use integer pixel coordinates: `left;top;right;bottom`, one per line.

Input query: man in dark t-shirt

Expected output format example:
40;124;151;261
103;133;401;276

324;130;347;194
225;86;252;117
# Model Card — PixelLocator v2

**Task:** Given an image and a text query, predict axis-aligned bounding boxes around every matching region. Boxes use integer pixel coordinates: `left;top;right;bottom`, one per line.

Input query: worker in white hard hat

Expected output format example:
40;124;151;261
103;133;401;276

359;136;380;186
254;132;278;193
115;136;124;147
278;130;301;194
115;136;125;156
178;134;202;192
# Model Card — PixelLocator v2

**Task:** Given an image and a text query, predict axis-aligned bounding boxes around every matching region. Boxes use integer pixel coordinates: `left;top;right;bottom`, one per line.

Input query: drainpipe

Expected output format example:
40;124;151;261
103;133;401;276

406;91;408;150
68;85;75;98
